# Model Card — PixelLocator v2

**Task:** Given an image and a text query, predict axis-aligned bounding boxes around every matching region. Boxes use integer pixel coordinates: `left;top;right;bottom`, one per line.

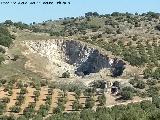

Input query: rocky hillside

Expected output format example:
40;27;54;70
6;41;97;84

22;39;126;79
0;12;160;80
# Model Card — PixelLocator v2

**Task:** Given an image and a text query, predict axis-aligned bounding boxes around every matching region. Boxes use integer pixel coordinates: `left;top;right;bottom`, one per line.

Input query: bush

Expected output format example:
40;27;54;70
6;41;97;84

33;91;40;98
0;102;6;115
1;97;10;103
147;86;159;97
121;91;133;100
8;90;13;96
0;35;12;47
85;97;95;109
23;107;35;119
20;88;28;94
80;109;95;120
62;71;70;78
0;47;5;53
0;26;14;47
9;106;21;113
146;79;157;86
0;79;6;84
98;94;106;105
135;80;145;89
0;55;5;64
72;100;83;111
155;25;160;31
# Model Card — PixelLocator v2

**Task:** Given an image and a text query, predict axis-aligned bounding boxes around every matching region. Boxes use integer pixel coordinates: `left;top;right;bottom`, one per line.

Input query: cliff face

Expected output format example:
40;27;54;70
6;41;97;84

22;39;125;78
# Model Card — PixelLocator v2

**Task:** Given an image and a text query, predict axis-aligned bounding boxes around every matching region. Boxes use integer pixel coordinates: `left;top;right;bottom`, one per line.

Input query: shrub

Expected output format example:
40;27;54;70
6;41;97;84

146;79;157;86
72;100;83;111
33;91;40;98
9;106;21;113
121;91;133;100
98;94;106;105
0;102;6;115
134;80;145;89
1;97;10;103
85;97;95;109
20;88;28;94
155;25;160;31
62;70;70;78
8;90;13;96
0;55;5;64
0;35;12;47
0;47;5;53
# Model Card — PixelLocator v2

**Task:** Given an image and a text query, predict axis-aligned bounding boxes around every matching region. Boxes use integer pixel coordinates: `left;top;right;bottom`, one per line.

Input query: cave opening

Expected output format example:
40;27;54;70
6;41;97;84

83;70;90;75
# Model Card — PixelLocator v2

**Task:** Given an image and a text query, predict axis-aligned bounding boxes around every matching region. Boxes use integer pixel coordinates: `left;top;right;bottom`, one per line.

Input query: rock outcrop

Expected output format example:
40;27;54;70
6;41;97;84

22;39;125;78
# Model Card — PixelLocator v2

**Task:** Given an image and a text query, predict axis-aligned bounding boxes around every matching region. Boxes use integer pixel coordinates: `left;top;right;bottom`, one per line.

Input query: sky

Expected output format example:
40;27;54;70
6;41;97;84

0;0;160;24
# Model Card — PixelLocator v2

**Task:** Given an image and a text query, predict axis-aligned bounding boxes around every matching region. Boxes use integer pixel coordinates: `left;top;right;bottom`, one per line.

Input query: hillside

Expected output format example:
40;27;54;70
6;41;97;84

0;12;159;119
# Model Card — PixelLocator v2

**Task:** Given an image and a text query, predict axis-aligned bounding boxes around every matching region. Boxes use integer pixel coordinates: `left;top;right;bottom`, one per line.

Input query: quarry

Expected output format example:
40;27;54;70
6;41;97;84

22;39;126;80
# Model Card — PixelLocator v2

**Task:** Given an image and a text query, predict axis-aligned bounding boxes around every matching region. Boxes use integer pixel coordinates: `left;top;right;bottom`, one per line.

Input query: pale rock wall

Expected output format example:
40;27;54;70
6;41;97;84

22;39;125;78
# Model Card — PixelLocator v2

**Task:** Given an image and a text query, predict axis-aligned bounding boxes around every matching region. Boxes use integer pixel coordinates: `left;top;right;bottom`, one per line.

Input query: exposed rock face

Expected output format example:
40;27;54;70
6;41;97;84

22;39;125;78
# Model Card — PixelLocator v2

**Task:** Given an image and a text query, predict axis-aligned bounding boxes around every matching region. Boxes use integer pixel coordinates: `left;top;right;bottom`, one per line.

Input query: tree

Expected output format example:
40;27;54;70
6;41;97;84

20;87;28;94
155;24;160;31
0;79;6;84
4;20;13;25
152;96;160;108
0;115;16;120
32;115;43;120
153;67;160;79
72;100;82;111
37;104;50;117
147;86;159;97
146;79;157;86
96;107;113;120
33;91;40;98
1;97;10;103
0;102;6;115
48;88;53;95
53;104;65;113
98;94;106;105
80;109;95;120
62;70;70;78
9;106;21;113
0;35;12;47
93;12;99;16
0;55;5;64
0;26;13;47
16;81;23;88
85;97;95;109
143;68;152;79
74;89;81;100
66;112;80;120
16;94;25;104
121;90;133;100
135;80;145;89
140;100;156;111
17;116;28;120
23;107;35;119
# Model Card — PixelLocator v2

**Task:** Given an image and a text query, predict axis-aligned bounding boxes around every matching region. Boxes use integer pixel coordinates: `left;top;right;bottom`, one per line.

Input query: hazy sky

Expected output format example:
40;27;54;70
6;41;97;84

0;0;160;23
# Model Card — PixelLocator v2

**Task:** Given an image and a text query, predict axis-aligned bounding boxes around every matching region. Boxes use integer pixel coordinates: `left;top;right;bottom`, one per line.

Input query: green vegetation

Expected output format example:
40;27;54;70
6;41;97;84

62;70;70;78
0;12;159;119
0;26;13;47
98;93;106;105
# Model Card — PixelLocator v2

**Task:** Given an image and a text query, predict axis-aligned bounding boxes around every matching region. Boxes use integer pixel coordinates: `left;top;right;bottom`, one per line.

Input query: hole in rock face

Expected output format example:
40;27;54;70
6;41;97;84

24;40;126;78
75;50;112;76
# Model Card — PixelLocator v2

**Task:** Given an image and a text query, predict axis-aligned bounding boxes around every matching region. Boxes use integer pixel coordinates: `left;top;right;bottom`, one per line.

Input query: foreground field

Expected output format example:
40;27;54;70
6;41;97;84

0;78;152;120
